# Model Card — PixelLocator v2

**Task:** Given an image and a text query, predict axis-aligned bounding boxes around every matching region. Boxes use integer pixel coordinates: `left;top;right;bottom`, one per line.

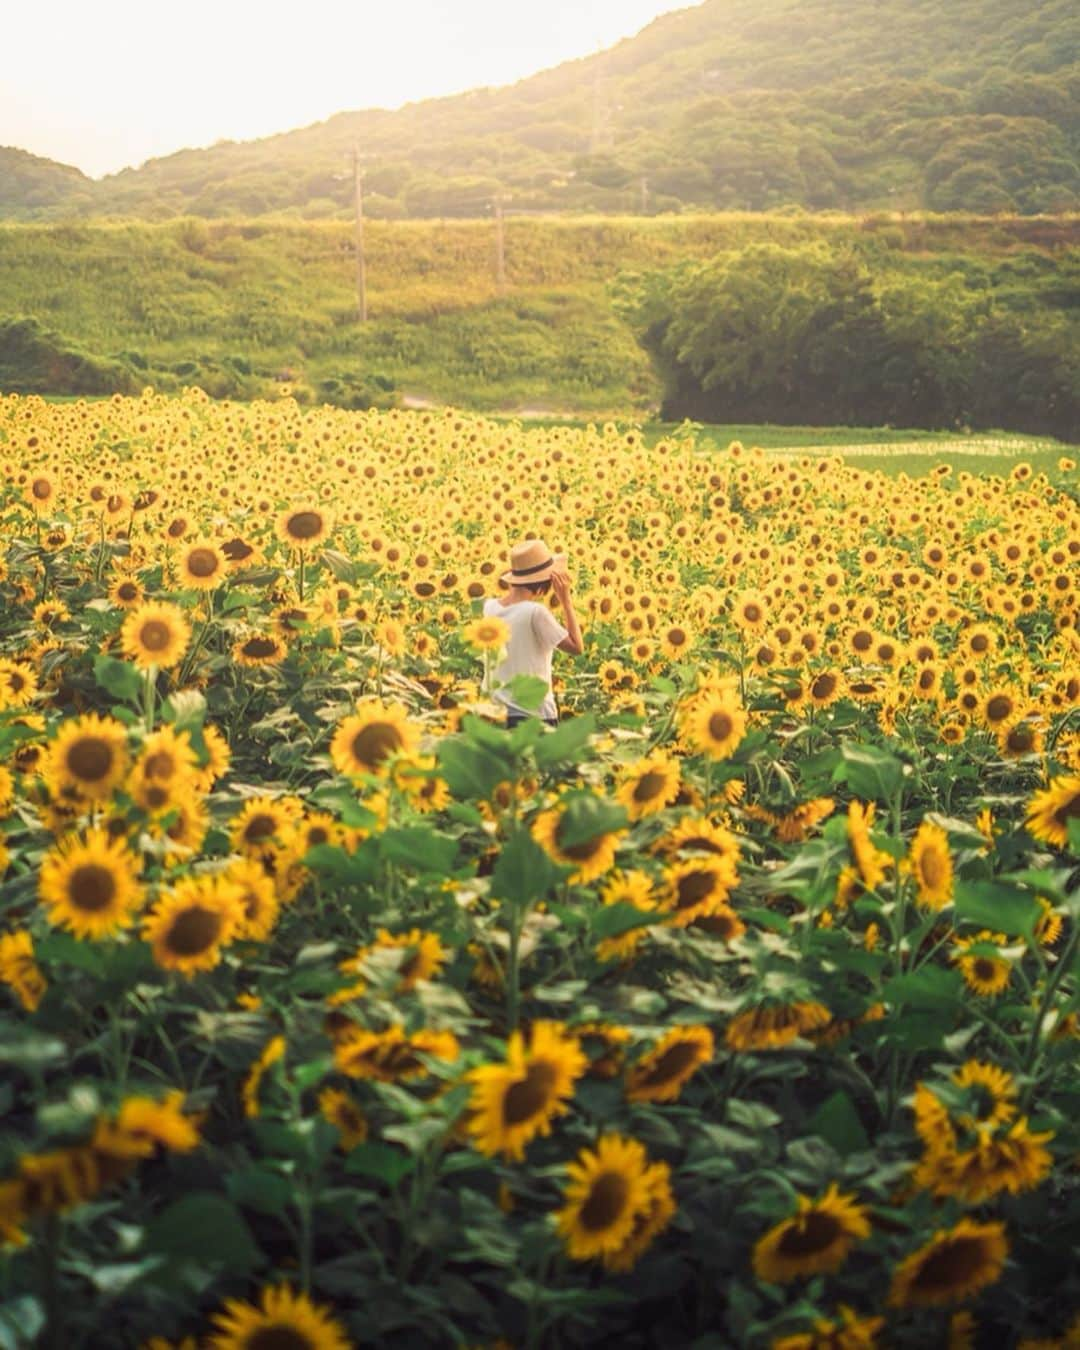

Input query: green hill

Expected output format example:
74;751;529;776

1;213;1077;437
5;0;1079;219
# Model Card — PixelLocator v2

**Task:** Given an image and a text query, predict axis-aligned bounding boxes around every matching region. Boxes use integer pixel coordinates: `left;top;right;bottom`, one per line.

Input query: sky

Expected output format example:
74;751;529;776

3;0;697;179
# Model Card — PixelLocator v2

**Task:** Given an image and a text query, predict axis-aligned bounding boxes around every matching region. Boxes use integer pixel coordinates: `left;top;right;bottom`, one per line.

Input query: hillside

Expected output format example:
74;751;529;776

4;0;1079;219
1;213;1077;434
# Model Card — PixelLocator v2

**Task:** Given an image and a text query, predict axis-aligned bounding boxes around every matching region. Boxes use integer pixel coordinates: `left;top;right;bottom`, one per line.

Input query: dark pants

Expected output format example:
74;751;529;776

507;713;558;729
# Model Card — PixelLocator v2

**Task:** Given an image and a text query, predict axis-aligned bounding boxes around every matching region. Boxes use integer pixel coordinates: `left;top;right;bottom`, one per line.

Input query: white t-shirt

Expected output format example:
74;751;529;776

483;596;568;720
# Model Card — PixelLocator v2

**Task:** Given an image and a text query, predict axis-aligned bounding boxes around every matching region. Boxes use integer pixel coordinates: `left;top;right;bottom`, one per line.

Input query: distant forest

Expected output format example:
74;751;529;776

2;0;1078;220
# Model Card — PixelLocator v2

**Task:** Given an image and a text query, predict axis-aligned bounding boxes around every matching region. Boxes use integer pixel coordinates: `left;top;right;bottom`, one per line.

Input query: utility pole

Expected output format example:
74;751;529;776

351;144;367;322
640;175;649;214
493;196;506;293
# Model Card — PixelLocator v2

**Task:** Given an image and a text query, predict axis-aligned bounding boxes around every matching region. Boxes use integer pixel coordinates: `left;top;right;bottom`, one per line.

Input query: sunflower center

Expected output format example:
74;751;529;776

502;1059;559;1125
708;712;733;742
554;827;605;863
986;695;1012;723
1052;794;1080;827
222;537;254;561
143;751;176;779
911;1236;989;1292
32;478;52;500
139;620;172;652
186;547;220;578
243;637;280;659
117;582;138;601
351;723;403;767
243;814;279;843
285;511;324;541
579;1171;630;1231
970;634;989;653
633;771;668;803
66;736;114;782
166;905;224;955
919;849;946;889
635;1040;700;1086
69;863;118;912
777;1210;843;1258
973;958;999;982
811;674;836;700
676;870;717;908
246;1327;317;1350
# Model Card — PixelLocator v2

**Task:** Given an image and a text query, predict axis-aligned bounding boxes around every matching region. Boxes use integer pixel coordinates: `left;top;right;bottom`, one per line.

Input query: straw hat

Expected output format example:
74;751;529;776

501;538;566;586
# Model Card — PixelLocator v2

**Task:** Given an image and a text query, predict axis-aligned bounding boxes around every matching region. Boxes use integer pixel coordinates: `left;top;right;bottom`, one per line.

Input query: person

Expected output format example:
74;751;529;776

483;538;584;727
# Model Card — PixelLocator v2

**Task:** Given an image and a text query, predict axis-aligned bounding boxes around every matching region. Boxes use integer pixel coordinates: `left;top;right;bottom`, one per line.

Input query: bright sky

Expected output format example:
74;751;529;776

3;0;697;179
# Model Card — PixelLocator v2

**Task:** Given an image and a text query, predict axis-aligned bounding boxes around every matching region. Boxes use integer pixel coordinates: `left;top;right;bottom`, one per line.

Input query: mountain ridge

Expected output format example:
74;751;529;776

2;0;1078;219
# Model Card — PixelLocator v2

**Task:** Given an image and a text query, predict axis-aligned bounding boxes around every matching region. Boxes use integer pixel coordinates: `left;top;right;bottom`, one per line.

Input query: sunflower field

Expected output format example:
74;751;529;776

2;388;1080;1350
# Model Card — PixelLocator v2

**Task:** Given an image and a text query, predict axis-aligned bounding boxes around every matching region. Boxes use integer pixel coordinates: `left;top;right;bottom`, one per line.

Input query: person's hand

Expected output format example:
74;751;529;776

550;568;572;605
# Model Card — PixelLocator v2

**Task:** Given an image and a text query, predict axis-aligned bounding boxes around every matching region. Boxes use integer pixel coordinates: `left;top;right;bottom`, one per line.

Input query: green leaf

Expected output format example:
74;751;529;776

34;932;107;977
490;826;564;907
808;1090;870;1156
304;844;376;885
837;743;903;801
533;714;596;768
161;688;206;732
590;902;657;940
555;793;628;849
0;1297;45;1350
1068;816;1080;855
0;1028;67;1070
884;966;963;1008
503;673;549;712
379;827;458;876
321;548;360;585
344;1142;415;1185
93;655;143;703
954;880;1041;937
227;1168;294;1216
437;737;510;800
143;1194;258;1274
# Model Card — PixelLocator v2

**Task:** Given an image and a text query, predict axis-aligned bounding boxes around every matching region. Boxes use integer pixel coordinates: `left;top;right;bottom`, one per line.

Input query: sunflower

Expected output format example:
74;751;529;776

466;1021;586;1160
575;1022;632;1079
207;1284;352;1350
194;723;231;792
463;616;509;652
732;592;769;633
531;801;622;885
133;725;198;790
0;659;38;709
230;796;305;855
659;817;741;871
27;475;56;512
682;692;747;761
771;1306;885;1350
979;686;1019;729
659;857;736;927
340;928;448;993
659;623;694;662
625;1025;713;1102
392;755;451;814
998;718;1043;759
1025;774;1080;849
318;1088;369;1150
0;930;47;1012
47;713;129;802
333;1024;460;1082
554;1134;653;1262
753;1184;871;1284
726;1001;831;1052
233;634;288;667
887;1219;1008;1308
114;1091;201;1155
121;601;191;671
604;1160;676;1273
908;819;954;910
226;857;281;941
920;1117;1054;1205
177;539;227;591
595;870;656;962
615;752;681;822
952;931;1011;997
242;1035;286;1118
806;669;843;709
38;828;144;939
276;506;333;550
142;873;245;977
950;1060;1018;1131
330;702;420;778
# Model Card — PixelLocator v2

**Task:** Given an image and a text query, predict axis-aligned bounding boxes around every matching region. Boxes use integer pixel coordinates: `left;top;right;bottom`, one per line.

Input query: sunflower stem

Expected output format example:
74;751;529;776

1021;912;1080;1101
143;664;158;732
298;547;306;603
40;1212;64;1350
506;905;523;1034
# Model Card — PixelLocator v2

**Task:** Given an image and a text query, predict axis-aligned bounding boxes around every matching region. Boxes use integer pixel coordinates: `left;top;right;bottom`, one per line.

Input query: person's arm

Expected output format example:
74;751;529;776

550;569;584;655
